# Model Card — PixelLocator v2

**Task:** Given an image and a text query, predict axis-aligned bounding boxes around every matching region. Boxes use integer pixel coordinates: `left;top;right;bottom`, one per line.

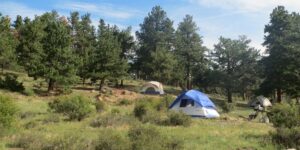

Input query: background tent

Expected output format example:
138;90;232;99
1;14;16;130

141;81;164;95
248;96;272;107
169;89;220;118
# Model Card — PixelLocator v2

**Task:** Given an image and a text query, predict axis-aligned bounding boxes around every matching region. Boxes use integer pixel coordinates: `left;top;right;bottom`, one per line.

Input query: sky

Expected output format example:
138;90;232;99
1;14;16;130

1;0;300;51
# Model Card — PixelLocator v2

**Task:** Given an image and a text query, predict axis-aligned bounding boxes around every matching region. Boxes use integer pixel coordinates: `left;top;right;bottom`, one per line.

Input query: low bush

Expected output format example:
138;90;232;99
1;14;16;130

268;103;300;128
13;132;93;150
164;111;191;127
90;114;137;128
155;95;174;111
271;127;300;149
119;99;132;106
95;130;131;150
19;111;37;119
128;125;163;150
24;121;38;129
22;88;35;96
43;113;60;124
0;95;18;129
221;101;235;113
111;108;120;114
164;137;185;150
0;74;24;92
95;100;106;112
48;95;93;121
133;101;149;120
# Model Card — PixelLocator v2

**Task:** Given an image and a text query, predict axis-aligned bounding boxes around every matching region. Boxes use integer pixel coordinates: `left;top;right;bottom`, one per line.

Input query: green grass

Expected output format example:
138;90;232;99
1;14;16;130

0;74;277;149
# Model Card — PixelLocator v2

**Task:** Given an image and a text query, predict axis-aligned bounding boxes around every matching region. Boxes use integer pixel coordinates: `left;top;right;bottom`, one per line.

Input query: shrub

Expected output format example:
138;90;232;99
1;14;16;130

48;95;93;121
24;121;38;129
164;137;185;150
43;113;60;124
95;100;106;112
90;114;137;128
221;101;235;113
13;132;92;150
156;95;174;111
19;111;36;119
95;130;130;150
133;102;149;120
164;111;191;127
268;103;300;128
128;125;163;150
22;88;35;96
0;74;24;92
111;108;120;114
0;95;18;128
119;99;132;106
271;127;300;149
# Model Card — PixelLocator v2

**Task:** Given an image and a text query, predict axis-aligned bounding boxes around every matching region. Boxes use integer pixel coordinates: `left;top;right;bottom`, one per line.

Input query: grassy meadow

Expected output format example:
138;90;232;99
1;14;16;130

0;72;276;150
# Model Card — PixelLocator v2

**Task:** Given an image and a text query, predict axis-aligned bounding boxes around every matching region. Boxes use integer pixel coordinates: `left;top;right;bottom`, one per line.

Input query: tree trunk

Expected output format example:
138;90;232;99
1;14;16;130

1;64;4;73
242;92;246;101
120;79;124;87
227;88;233;103
99;79;105;92
115;80;119;88
82;78;86;86
48;79;55;92
277;88;282;103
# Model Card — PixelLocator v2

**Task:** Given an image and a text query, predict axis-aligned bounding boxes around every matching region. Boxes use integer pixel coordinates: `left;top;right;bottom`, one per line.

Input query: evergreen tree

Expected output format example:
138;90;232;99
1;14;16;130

90;19;127;91
0;14;18;72
212;36;259;103
13;15;23;30
114;27;134;86
175;15;206;89
135;6;175;80
17;11;78;92
261;6;300;101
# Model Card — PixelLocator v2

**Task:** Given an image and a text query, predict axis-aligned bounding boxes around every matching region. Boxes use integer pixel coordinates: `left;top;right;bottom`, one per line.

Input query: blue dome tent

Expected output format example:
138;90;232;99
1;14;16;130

169;89;220;118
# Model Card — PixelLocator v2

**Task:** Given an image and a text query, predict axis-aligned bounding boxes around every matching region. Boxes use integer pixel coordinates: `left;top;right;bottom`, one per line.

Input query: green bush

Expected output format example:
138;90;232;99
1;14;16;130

13;132;92;150
221;102;235;113
111;108;120;114
24;121;38;129
43;113;60;124
22;88;35;96
271;127;300;149
156;95;174;111
95;130;131;150
268;103;300;128
0;95;18;129
164;137;184;150
0;74;24;92
48;95;93;121
128;125;163;150
90;114;137;128
119;99;132;106
95;100;106;112
164;111;191;127
133;102;149;120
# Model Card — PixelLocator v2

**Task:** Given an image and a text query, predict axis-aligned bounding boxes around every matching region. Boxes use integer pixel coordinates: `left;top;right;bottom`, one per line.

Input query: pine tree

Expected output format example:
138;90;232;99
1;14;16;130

135;6;175;80
175;15;206;89
212;36;259;103
17;11;78;92
261;6;300;101
90;19;126;91
0;14;18;72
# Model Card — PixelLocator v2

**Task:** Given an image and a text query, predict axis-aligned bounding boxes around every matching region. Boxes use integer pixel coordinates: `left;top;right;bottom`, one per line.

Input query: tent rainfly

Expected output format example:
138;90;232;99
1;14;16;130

141;81;164;95
169;89;220;118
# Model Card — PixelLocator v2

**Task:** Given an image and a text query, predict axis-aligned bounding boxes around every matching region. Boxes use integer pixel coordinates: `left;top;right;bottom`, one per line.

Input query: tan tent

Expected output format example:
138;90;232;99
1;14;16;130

141;81;164;95
248;96;272;107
